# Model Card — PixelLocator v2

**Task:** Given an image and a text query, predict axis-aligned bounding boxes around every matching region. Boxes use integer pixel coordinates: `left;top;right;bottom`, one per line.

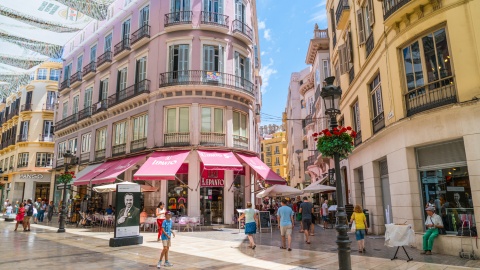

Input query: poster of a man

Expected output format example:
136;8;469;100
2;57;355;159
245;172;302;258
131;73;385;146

117;193;140;227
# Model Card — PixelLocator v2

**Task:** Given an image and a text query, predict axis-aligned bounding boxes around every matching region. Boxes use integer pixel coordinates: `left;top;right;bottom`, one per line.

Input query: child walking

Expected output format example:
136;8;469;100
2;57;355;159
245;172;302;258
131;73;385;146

157;211;175;269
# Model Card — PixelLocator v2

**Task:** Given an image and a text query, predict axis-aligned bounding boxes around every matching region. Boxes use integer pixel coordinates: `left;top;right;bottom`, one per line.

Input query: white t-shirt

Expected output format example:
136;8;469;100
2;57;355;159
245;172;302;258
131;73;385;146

156;208;166;219
322;202;328;216
6;206;12;214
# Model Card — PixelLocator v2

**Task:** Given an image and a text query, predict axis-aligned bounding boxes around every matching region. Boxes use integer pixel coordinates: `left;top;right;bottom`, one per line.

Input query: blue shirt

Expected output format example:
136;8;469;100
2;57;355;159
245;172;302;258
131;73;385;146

161;219;173;240
277;206;294;227
105;208;113;215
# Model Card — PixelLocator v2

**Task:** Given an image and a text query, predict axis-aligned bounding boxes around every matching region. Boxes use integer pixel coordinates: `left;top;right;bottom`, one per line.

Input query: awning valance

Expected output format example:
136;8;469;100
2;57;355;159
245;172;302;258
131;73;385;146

197;150;243;171
73;163;110;186
90;154;147;185
236;153;287;185
133;151;190;181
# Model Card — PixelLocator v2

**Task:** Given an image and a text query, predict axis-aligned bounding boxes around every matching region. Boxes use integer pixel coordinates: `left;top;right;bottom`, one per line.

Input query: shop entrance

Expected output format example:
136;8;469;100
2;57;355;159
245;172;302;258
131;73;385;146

200;187;224;225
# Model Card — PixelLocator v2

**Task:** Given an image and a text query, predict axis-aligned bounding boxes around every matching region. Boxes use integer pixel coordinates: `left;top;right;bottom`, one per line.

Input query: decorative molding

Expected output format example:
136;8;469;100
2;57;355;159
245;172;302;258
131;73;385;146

414;6;425;19
430;0;442;10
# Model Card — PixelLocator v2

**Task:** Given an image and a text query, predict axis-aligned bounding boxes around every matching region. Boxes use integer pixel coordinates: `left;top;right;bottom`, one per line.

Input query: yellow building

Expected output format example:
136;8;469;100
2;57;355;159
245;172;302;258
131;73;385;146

0;61;60;204
261;131;288;181
327;0;480;255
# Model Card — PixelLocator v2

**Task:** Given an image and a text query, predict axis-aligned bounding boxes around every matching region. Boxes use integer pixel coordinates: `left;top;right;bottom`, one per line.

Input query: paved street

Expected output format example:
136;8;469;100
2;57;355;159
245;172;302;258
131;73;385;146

1;219;480;270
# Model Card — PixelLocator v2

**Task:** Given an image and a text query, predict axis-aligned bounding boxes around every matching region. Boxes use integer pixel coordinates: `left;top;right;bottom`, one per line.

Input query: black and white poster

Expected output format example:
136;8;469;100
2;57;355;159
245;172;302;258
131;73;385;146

115;183;141;238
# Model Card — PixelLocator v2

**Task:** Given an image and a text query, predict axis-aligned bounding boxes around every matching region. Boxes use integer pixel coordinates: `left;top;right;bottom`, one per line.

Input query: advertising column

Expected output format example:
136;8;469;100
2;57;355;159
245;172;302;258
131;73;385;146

110;183;143;247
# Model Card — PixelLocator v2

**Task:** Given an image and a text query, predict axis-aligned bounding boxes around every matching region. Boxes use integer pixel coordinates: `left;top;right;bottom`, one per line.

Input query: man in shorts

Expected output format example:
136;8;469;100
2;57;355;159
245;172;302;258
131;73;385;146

322;199;329;229
158;211;175;268
23;199;33;231
277;199;294;251
299;196;314;244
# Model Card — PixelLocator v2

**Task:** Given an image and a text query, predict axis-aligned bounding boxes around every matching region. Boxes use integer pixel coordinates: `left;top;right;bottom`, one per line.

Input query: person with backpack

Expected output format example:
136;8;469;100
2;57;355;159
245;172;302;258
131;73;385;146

23;199;33;231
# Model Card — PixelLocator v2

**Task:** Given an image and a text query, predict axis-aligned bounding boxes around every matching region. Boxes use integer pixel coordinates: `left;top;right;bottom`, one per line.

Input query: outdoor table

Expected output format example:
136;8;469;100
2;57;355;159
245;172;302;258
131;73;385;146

385;223;415;262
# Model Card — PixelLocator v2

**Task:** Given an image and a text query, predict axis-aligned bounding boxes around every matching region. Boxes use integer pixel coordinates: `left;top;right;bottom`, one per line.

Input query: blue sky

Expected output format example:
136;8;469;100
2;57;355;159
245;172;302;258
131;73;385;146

257;0;327;125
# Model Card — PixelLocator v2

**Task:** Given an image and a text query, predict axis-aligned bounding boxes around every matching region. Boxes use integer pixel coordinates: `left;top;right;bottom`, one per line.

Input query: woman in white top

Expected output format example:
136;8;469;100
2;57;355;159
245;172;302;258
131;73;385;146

238;202;258;249
156;202;166;241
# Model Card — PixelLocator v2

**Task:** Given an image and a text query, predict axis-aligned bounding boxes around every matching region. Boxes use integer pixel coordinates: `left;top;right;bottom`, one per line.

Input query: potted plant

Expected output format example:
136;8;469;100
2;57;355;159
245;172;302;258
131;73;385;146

312;126;357;158
57;171;75;185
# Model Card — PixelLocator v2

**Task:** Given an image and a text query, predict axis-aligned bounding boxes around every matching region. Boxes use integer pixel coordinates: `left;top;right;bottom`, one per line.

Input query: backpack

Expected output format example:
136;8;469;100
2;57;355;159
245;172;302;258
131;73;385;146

26;204;33;216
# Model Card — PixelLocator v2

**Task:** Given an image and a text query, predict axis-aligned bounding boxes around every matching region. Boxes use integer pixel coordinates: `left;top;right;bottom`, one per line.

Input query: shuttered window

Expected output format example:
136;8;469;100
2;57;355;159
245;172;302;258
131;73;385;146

416;140;467;169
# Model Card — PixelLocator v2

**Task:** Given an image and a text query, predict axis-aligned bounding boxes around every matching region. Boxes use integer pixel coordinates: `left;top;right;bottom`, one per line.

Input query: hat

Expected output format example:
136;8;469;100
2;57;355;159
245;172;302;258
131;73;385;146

425;206;435;212
165;211;172;215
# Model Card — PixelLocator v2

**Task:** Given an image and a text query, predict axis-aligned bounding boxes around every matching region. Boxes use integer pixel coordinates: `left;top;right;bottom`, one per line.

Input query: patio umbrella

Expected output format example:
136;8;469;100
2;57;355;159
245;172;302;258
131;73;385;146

302;178;336;193
92;182;158;193
256;185;303;198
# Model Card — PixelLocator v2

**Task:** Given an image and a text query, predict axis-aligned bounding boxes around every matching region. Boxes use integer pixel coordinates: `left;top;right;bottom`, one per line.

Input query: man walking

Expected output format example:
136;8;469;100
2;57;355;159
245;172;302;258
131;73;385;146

322;199;329;229
277;199;295;251
299;196;314;244
23;199;33;231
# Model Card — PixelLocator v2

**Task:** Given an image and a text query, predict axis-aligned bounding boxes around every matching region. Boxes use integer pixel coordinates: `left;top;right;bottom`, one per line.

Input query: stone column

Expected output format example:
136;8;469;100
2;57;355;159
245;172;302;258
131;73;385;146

363;162;386;234
191;103;199;145
188;155;200;217
224;170;234;224
244;166;251;207
249;108;254;151
226;106;233;147
464;134;480;230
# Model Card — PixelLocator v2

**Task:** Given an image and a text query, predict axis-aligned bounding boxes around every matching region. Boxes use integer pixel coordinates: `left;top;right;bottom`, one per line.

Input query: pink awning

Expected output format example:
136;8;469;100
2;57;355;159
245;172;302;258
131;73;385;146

236;153;287;185
197;150;243;171
90;155;147;185
73;162;119;186
133;150;190;181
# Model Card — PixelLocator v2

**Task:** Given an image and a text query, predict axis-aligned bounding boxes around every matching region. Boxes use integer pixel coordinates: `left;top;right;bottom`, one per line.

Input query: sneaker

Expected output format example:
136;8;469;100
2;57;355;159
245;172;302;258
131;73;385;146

164;262;173;267
157;260;162;269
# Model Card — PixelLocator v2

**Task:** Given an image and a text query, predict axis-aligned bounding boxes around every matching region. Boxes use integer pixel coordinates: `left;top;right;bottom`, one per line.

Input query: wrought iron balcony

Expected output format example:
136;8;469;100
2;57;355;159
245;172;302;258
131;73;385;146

82;61;96;78
43;103;55;111
80;152;90;164
405;76;456;117
233;135;248;150
131;24;151;46
114;38;131;57
372;113;385;134
354;130;362;147
17;134;28;142
17;162;28;168
164;11;192;27
164;132;190;147
95;149;106;161
159;70;254;96
59;79;70;92
78;106;93;121
305;114;314;126
232;20;253;41
21;103;32;112
55;113;78;130
335;0;350;29
97;51;112;69
200;132;225;146
366;33;375;58
70;71;82;86
7;108;18;120
383;0;411;20
112;143;126;157
92;99;108;115
108;79;150;108
200;11;229;28
131;138;147;152
39;134;54;142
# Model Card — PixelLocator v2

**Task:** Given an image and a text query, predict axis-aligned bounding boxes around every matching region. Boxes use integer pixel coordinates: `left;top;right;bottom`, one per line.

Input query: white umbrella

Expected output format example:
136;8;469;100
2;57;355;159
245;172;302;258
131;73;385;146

303;177;336;193
93;182;158;193
256;185;303;198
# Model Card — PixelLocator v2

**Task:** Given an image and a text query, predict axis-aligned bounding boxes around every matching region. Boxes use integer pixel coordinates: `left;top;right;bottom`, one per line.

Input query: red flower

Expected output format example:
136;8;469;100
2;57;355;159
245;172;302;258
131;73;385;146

325;132;332;137
333;127;338;131
313;133;318;137
351;131;357;138
347;126;352;131
314;138;318;141
341;128;347;132
323;129;329;133
334;131;340;135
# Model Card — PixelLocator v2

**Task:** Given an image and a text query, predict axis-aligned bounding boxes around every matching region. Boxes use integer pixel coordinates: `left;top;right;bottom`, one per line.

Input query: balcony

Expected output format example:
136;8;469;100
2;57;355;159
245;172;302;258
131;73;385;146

80;152;90;164
55;113;78;130
164;132;190;147
108;79;150;108
305;114;314;127
383;0;411;21
82;61;96;81
200;132;225;146
335;0;350;30
131;138;147;152
43;103;55;111
200;12;229;33
7;108;18;120
92;99;108;115
112;144;126;157
17;134;28;143
2;137;16;148
266;151;272;156
307;152;320;166
232;20;253;44
233;135;248;150
131;24;151;49
354;130;362;147
266;161;272;167
39;134;54;142
164;11;192;30
405;76;456;117
96;51;112;71
372;113;385;134
114;38;131;60
159;70;254;96
365;33;374;58
17;162;28;168
59;79;70;92
78;106;93;121
70;71;82;88
95;149;106;161
21;103;32;112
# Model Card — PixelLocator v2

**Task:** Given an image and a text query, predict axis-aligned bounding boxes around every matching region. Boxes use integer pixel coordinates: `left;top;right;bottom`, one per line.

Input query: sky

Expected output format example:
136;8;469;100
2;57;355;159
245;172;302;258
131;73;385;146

256;0;328;125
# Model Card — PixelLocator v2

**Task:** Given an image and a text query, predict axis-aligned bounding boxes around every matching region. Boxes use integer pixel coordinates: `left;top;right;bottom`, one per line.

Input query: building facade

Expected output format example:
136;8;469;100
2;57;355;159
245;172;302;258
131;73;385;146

54;0;265;225
260;131;287;180
327;0;480;254
0;62;59;205
259;124;283;137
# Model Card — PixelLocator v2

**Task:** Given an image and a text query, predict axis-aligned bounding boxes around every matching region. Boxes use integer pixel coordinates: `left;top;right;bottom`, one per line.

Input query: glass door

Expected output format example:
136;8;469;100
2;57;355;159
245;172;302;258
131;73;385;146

200;187;224;225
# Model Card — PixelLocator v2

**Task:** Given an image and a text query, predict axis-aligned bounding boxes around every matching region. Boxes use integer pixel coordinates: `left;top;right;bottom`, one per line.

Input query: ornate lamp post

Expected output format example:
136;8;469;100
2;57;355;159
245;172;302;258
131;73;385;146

295;149;303;181
320;76;351;270
58;150;73;233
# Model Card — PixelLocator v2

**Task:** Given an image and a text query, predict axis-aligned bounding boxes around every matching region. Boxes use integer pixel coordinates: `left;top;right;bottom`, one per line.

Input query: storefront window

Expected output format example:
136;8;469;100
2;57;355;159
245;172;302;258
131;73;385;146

167;174;188;216
420;166;473;233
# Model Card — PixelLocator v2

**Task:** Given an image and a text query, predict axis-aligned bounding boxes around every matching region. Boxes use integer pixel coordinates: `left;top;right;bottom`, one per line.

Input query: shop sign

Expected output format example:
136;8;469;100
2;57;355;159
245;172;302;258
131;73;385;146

20;174;44;179
201;178;224;187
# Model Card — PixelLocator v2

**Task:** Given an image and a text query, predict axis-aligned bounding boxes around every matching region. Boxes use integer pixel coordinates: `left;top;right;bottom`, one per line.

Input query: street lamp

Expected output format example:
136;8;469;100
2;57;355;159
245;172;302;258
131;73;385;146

58;150;72;233
321;76;351;270
295;149;302;180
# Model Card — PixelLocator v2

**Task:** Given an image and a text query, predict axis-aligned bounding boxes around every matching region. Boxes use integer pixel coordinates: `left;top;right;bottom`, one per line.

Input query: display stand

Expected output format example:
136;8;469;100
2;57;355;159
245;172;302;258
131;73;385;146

385;224;415;262
259;211;272;234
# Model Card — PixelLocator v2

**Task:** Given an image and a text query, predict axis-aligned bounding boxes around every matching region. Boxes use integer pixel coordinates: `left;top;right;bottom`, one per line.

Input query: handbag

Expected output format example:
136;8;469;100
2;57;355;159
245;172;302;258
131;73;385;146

350;213;356;233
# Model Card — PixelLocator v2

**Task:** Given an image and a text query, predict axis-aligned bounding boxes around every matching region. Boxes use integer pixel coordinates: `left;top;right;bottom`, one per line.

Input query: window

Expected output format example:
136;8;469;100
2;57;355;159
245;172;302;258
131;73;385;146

122;19;131;42
135;56;147;83
84;88;93;108
90;45;97;63
402;28;452;91
43;120;54;139
235;0;245;23
80;32;85;43
30;72;35;80
132;114;148;140
72;95;79;114
18;153;29;168
37;69;47;80
166;107;189;133
46;91;56;105
49;69;60;81
62;101;68;118
64;63;72;81
117;67;128;92
352;100;361;132
323;60;329;79
99;78;109;101
113;121;128;146
96;128;107;150
36;153;53;167
203;45;224;72
81;133;91;153
276;169;280;175
233;111;247;137
140;5;150;26
9;155;14;169
275;146;280;154
203;0;225;23
357;0;374;45
370;74;383;119
234;52;251;86
201;107;223;133
77;55;83;72
58;141;66;159
169;44;189;75
68;138;78;155
19;121;29;141
171;0;191;12
104;33;112;52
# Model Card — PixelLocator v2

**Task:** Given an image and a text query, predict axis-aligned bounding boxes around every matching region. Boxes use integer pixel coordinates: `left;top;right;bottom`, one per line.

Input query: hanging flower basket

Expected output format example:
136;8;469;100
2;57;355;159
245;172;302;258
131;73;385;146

57;171;75;185
312;126;357;159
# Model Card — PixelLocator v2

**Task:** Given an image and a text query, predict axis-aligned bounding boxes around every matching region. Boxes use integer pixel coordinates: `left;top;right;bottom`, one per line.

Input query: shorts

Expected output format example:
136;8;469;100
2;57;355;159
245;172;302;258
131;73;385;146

355;229;365;240
280;225;292;236
302;219;312;229
23;216;31;223
162;239;171;247
311;214;316;224
322;215;328;221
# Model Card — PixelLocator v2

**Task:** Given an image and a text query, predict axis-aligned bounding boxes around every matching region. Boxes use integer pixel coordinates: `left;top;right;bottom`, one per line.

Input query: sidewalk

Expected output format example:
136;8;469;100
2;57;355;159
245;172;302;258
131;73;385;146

2;218;479;269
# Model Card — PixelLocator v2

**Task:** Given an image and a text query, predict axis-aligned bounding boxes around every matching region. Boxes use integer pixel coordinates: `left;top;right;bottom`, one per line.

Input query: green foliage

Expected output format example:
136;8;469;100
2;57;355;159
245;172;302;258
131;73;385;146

57;171;75;184
313;127;357;159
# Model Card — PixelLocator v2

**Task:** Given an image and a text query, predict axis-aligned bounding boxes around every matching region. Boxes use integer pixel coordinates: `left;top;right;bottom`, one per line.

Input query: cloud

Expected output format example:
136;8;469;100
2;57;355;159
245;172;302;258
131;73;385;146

257;19;272;42
258;20;266;30
259;58;278;94
261;51;266;56
309;1;328;24
264;29;271;41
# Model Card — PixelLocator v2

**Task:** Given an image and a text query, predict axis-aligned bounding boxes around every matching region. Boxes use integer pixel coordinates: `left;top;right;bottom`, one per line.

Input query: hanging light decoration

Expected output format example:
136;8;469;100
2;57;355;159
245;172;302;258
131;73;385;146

0;31;63;58
0;73;31;97
54;0;114;21
0;54;47;70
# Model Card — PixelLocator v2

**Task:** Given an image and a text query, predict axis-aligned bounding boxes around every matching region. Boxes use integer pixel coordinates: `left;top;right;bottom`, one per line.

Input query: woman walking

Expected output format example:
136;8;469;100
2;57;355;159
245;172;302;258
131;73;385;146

156;202;166;241
238;202;258;249
47;201;55;223
350;204;368;253
14;203;25;231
